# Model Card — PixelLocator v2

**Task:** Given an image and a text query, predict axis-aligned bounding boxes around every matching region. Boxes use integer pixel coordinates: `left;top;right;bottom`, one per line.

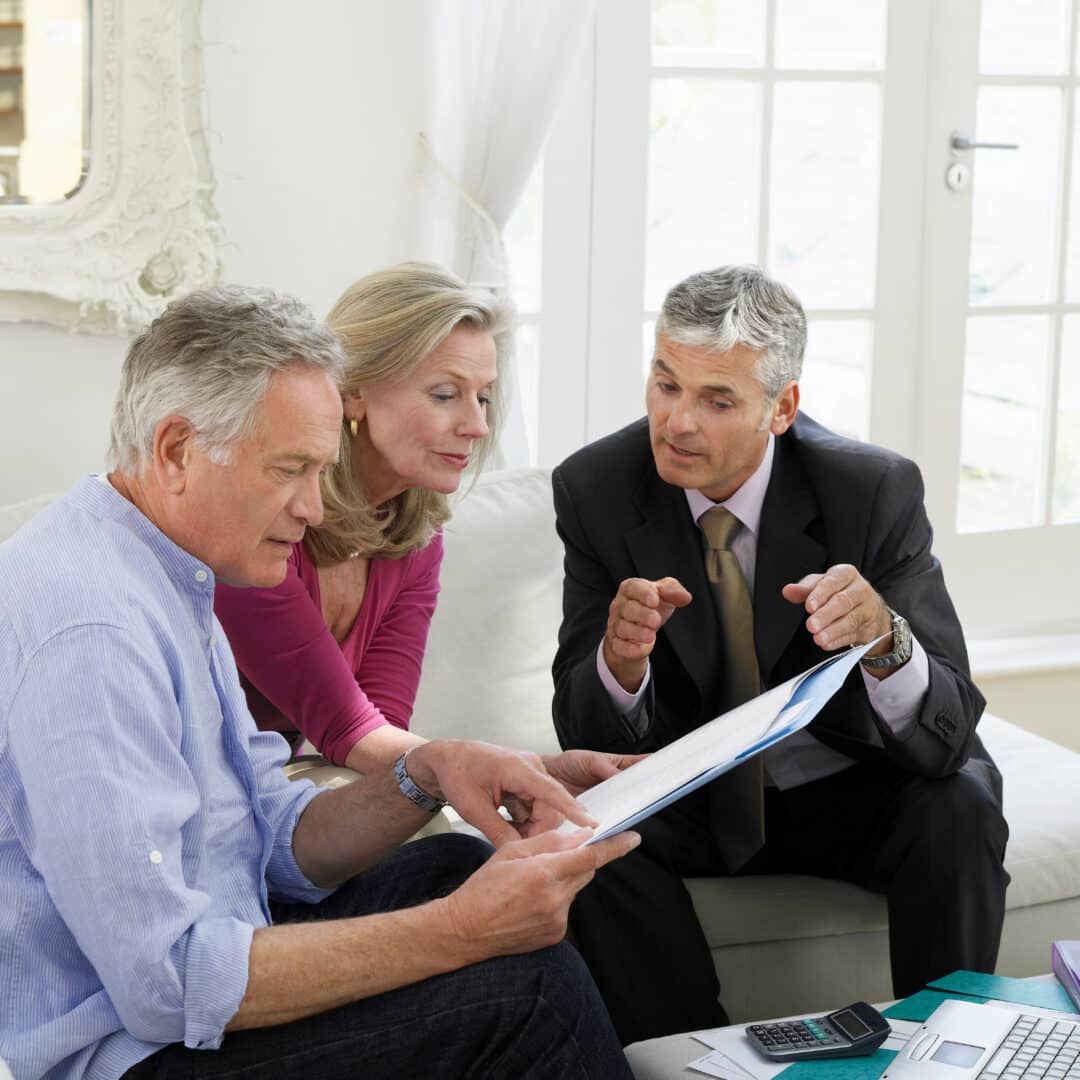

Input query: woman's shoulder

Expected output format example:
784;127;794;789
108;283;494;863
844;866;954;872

399;529;445;577
368;530;443;593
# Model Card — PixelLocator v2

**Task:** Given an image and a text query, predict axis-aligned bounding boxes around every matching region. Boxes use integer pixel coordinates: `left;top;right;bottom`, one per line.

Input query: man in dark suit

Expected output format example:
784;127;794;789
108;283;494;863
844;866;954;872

552;265;1008;1045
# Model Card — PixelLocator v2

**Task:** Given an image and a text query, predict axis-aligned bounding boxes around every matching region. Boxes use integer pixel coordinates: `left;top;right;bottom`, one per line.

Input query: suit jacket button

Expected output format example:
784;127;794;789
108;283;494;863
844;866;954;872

934;713;956;735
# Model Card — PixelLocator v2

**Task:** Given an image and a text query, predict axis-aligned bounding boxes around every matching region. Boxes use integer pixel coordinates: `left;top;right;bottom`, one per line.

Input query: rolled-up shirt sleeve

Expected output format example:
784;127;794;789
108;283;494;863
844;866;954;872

7;624;253;1049
245;725;334;902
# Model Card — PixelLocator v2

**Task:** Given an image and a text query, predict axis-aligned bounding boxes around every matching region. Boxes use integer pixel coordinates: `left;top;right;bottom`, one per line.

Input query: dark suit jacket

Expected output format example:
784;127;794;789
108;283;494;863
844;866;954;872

551;414;1000;798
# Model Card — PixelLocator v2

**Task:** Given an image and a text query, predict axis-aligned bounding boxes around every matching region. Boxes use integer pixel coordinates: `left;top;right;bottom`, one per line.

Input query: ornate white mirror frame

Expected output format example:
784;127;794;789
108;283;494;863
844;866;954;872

0;0;220;334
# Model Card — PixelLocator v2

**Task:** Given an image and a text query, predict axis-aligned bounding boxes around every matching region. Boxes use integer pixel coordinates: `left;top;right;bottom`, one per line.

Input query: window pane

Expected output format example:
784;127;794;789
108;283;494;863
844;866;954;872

769;82;881;309
969;86;1061;306
980;0;1070;76
646;78;761;310
643;319;656;380
799;319;871;441
1063;91;1080;302
958;316;1048;533
1055;317;1080;523
652;0;766;69
515;323;541;466
504;160;543;314
774;0;886;71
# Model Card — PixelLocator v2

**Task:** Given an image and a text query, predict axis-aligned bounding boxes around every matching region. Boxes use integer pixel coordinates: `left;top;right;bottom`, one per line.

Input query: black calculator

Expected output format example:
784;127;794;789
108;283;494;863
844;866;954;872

746;1001;891;1061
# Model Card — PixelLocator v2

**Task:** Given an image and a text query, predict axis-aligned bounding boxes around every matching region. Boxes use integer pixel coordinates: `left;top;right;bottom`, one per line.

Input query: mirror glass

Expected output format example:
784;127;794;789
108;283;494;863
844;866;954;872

0;0;89;205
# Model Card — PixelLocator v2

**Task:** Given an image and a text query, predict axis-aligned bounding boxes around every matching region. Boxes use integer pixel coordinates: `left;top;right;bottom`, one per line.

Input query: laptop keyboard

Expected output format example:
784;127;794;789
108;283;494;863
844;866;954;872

978;1014;1080;1080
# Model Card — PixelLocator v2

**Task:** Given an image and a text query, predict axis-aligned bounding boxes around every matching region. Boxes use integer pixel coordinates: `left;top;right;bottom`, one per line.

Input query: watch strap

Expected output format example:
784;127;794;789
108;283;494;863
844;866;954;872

394;749;446;813
861;606;913;670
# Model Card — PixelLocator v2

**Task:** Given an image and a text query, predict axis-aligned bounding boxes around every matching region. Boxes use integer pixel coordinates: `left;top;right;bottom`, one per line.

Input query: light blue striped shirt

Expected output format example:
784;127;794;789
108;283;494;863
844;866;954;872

0;477;331;1079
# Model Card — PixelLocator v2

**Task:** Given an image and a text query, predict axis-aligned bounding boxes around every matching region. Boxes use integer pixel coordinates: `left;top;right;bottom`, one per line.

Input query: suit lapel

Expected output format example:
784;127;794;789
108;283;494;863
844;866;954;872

753;434;827;683
625;468;716;705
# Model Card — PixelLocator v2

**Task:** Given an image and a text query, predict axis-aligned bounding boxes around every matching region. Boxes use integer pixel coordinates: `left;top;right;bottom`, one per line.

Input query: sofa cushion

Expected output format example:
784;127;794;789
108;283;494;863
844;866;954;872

412;467;563;757
686;712;1080;948
0;493;60;544
981;712;1080;909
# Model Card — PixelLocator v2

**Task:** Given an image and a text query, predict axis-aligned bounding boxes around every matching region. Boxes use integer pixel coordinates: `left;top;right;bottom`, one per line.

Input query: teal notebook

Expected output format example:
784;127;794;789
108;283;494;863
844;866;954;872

779;1049;897;1080
927;970;1079;1014
882;989;964;1023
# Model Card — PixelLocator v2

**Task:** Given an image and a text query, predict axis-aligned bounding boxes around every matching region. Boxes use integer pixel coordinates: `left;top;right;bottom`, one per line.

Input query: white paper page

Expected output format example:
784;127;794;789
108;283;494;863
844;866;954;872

687;1031;787;1080
559;643;879;842
689;1040;760;1080
560;676;806;838
690;1048;787;1080
883;1019;919;1051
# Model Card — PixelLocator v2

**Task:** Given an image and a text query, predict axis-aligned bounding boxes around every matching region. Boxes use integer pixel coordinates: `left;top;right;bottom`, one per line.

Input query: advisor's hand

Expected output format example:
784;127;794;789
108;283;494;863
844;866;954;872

603;576;692;693
405;740;598;847
541;749;647;797
441;828;641;962
782;564;892;653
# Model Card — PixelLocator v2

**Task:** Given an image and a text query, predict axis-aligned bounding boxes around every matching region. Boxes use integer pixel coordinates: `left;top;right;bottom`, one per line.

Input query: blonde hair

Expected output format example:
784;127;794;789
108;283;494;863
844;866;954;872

305;262;512;565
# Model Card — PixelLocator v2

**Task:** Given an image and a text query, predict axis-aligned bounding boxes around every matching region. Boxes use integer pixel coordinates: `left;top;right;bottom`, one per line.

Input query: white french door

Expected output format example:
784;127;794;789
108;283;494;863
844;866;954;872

514;0;1079;637
917;0;1080;636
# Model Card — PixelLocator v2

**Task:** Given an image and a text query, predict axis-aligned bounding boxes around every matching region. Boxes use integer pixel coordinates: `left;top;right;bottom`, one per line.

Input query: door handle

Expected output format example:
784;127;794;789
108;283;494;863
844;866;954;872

951;131;1020;151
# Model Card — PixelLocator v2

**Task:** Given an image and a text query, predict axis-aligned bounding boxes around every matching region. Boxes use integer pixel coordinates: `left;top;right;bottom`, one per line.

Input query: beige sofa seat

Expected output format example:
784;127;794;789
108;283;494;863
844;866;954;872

411;467;1080;1023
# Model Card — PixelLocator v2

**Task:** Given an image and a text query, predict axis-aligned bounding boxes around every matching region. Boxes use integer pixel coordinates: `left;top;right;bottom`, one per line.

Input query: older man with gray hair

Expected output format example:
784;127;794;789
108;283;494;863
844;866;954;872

552;264;1008;1045
0;286;638;1078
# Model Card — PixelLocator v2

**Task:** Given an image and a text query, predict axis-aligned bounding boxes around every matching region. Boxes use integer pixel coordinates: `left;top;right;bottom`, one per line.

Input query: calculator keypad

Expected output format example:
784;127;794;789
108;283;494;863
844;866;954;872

748;1018;842;1054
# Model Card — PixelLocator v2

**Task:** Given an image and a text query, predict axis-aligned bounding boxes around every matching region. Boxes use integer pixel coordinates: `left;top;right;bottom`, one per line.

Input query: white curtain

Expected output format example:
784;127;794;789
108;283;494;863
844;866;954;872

410;0;595;466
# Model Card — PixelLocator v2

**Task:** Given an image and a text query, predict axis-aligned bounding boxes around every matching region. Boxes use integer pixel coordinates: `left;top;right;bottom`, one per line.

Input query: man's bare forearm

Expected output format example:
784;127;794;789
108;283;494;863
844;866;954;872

226;898;471;1031
291;763;434;888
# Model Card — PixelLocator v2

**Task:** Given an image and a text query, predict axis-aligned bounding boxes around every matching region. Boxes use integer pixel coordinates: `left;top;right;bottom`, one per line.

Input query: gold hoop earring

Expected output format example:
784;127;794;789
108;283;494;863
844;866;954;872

349;418;359;438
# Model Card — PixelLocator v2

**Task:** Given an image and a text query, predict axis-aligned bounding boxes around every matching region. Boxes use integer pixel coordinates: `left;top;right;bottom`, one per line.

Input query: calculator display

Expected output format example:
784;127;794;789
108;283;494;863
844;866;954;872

831;1009;872;1041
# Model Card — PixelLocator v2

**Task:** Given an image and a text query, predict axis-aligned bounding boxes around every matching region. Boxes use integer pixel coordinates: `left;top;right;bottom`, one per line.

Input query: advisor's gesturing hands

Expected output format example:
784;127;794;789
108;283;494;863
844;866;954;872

782;563;892;654
603;576;692;693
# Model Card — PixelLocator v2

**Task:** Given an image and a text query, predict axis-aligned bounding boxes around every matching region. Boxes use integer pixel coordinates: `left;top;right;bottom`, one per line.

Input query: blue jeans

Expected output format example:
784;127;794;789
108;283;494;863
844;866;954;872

124;833;631;1079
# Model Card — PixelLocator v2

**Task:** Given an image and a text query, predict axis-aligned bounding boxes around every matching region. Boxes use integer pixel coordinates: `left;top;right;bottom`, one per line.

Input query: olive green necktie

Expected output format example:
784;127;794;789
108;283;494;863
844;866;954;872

700;505;766;870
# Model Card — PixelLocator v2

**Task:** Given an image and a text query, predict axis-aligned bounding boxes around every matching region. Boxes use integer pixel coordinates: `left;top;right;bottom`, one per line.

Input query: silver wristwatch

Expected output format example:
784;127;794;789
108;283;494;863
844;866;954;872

393;749;446;813
861;606;913;671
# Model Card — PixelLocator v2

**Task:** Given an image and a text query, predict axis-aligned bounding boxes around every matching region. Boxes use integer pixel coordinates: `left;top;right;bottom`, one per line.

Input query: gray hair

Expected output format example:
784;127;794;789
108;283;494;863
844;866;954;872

656;265;807;400
108;285;345;471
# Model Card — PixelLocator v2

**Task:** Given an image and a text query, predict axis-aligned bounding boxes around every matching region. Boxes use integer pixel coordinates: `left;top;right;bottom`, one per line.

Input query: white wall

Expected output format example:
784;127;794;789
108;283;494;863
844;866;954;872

0;0;433;505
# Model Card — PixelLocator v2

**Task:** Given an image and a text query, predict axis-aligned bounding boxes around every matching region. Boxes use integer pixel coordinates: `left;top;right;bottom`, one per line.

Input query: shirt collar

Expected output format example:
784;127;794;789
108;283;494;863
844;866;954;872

72;474;217;596
684;434;775;539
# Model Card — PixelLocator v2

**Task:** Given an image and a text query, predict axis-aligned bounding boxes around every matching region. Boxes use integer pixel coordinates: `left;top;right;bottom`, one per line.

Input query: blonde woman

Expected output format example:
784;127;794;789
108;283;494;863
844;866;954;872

214;263;506;773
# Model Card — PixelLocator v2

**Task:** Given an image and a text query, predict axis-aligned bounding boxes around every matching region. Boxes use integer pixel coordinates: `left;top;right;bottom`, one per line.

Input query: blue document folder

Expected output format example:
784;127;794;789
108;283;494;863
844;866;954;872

567;639;880;844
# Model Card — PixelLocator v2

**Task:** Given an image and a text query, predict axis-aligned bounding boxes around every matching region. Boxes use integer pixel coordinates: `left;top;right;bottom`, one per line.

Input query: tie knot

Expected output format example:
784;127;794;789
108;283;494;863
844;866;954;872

700;505;741;551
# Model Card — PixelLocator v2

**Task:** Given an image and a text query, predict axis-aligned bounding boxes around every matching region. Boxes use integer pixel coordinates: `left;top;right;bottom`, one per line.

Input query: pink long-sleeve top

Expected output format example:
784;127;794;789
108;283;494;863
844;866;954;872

214;533;443;766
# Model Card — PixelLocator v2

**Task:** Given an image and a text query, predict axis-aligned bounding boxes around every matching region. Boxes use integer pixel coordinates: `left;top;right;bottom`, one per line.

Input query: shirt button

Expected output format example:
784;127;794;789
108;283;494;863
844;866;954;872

149;850;163;864
195;570;208;583
209;636;216;649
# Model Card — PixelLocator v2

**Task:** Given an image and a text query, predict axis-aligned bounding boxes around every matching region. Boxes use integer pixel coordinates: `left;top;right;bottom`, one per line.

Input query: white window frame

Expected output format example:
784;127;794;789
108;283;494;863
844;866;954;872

530;0;1079;639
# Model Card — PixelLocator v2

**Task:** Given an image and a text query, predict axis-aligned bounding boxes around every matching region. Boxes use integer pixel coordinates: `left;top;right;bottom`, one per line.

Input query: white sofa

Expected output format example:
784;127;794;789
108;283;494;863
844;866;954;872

410;467;1080;1023
3;470;1080;1034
